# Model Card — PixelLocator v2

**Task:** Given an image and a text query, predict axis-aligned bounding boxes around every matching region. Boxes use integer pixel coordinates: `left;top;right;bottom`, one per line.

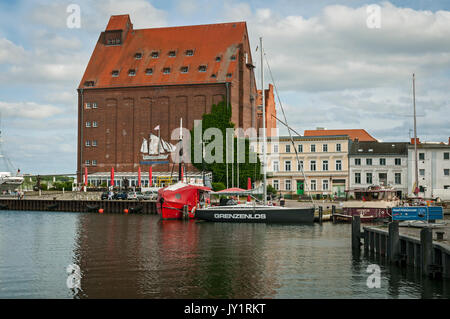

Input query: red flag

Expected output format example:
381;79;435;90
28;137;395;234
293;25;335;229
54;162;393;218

149;166;152;187
138;166;141;187
247;177;251;202
84;167;88;186
111;167;115;186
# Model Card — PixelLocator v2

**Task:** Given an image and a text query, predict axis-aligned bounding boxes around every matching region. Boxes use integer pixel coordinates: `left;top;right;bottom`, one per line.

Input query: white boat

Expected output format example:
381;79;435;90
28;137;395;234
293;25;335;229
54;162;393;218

0;171;24;192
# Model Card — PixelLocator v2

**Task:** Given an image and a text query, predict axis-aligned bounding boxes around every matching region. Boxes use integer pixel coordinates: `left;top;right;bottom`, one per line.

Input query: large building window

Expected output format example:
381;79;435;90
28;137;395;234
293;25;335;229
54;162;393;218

273;180;279;190
444;152;449;160
310;180;316;191
323;144;328;152
355;158;361;166
310;160;316;171
323;179;329;191
322;160;328;171
395;158;402;165
285;161;291;172
298;144;303;152
286;144;290;153
419;169;425;176
311;144;316;152
285;180;291;191
273;161;279;172
366;173;372;184
395;173;402;184
355;172;361;184
336;160;342;171
379;158;386;166
336;144;341;152
366;158;372;166
273;144;279;153
298;160;303;171
444;169;450;176
419;153;425;160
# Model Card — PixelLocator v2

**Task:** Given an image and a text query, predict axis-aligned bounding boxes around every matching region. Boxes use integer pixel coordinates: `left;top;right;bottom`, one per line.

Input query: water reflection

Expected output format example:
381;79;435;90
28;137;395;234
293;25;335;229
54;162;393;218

0;211;449;298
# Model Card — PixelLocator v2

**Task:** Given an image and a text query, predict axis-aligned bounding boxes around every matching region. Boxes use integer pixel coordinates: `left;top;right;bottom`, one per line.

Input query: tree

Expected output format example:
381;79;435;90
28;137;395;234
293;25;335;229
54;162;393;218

189;101;262;187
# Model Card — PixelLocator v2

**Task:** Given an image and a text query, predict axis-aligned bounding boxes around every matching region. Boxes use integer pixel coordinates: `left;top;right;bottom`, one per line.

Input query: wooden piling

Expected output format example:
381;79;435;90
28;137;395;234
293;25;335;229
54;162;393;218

388;221;400;263
352;215;361;251
421;228;433;277
318;206;323;224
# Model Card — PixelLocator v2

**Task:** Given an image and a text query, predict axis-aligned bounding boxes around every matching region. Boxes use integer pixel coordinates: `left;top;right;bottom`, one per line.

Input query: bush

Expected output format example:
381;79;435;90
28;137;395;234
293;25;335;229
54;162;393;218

212;182;226;192
40;183;48;191
267;184;277;195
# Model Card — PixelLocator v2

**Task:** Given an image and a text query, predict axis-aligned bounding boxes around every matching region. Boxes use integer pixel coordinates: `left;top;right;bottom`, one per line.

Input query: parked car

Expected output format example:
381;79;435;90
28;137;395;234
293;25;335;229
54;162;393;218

100;192;109;200
136;191;157;200
113;192;128;200
127;192;138;200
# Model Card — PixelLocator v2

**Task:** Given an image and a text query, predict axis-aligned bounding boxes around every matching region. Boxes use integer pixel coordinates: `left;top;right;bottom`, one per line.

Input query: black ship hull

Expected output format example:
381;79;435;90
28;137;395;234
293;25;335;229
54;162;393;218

195;206;315;223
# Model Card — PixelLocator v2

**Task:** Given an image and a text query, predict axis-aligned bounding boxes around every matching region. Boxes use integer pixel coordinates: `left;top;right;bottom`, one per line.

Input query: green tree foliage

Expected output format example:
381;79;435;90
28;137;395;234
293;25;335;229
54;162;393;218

267;184;277;195
190;101;262;187
211;182;226;192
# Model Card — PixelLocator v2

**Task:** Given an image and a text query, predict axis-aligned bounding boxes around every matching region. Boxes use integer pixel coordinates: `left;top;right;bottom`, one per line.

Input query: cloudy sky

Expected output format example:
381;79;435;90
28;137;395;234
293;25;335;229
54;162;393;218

0;0;449;174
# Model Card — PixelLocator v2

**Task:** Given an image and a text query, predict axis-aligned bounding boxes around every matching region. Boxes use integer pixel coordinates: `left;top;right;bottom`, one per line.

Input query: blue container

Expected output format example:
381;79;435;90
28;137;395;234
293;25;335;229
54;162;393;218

392;206;443;221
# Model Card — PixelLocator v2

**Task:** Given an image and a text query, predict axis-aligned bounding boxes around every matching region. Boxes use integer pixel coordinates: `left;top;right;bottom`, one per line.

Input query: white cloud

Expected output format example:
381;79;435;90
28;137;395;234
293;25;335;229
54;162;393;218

0;38;26;64
0;101;63;119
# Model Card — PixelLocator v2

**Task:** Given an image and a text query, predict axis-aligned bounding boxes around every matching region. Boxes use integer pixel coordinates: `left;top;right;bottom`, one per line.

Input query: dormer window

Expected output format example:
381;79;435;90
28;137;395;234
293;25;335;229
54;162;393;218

215;56;221;62
151;51;159;58
180;66;189;73
198;65;207;72
84;81;95;87
145;68;153;75
168;51;176;57
128;69;136;76
112;70;119;77
211;73;217;78
163;67;171;74
134;52;142;59
226;73;232;78
230;55;236;61
185;49;194;56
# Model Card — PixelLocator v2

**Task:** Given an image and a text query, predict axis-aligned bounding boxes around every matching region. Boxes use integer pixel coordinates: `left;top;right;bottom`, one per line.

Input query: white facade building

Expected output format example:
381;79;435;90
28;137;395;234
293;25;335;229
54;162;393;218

349;141;408;197
407;139;450;200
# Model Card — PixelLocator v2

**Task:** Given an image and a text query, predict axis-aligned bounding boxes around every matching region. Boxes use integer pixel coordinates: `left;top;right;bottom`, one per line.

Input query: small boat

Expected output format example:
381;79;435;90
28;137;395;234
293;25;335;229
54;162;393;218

156;182;211;220
339;186;401;222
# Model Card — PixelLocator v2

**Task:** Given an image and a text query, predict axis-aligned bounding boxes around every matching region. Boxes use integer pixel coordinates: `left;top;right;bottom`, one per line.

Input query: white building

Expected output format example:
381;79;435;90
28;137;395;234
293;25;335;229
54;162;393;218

349;141;409;197
407;138;450;200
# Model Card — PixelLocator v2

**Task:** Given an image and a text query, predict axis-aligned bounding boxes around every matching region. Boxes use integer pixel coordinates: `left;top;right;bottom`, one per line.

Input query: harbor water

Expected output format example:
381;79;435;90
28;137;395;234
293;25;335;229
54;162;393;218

0;210;449;299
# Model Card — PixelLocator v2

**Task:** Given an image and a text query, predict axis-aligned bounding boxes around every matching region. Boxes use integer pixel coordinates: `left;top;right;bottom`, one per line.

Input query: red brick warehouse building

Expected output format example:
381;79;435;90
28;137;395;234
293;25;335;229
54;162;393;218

77;14;275;186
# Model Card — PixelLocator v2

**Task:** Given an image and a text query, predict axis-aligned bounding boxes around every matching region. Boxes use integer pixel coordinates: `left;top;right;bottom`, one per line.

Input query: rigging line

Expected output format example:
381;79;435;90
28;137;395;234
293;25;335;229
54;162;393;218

263;52;315;206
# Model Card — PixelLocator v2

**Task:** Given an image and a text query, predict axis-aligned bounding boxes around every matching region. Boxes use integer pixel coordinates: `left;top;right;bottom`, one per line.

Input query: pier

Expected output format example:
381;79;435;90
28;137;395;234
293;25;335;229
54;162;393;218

351;216;450;279
0;198;157;214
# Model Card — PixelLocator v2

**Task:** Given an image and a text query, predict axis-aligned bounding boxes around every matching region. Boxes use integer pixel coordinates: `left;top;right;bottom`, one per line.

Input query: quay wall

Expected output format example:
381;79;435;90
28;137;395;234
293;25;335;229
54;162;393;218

0;199;157;214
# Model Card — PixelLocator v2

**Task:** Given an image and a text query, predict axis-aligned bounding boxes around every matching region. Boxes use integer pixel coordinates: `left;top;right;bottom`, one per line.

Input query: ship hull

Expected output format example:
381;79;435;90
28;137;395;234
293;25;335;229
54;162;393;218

195;206;315;223
338;207;391;222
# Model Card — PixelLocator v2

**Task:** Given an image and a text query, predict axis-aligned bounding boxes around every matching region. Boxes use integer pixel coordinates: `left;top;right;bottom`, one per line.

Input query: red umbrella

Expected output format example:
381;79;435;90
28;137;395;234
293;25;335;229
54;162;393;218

138;166;141;187
247;177;251;202
84;167;88;186
110;167;115;186
149;166;152;187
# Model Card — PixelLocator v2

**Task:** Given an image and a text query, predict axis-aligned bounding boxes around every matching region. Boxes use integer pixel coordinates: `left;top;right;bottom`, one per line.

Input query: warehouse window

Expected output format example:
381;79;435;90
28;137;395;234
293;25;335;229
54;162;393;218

84;81;95;87
168;51;176;57
180;66;189;73
92;121;98;128
145;68;153;75
185;49;194;56
92;160;97;166
92;140;97;147
111;70;119;77
85;103;91;109
128;69;136;76
163;67;171;74
151;51;159;58
85;160;90;166
134;52;142;59
85;140;90;147
92;103;97;109
85;121;91;128
198;65;207;72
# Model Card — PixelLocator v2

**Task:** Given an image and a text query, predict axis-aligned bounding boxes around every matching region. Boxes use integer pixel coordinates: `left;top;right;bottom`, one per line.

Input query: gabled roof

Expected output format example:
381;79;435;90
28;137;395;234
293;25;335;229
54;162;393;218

349;141;408;155
304;129;377;142
79;16;249;89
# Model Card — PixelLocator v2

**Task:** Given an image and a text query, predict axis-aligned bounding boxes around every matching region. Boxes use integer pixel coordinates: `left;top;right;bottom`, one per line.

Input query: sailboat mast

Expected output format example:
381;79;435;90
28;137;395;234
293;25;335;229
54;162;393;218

260;37;267;205
179;118;183;182
413;73;418;196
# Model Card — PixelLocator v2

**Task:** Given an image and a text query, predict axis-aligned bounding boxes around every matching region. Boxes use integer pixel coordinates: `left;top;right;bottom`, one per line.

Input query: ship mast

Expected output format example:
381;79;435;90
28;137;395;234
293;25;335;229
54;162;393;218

413;74;419;196
260;37;267;205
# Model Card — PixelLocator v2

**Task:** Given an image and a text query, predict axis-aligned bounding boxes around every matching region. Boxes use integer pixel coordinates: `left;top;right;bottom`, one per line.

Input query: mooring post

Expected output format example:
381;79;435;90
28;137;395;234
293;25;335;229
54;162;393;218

319;206;323;224
420;227;433;277
183;205;189;220
331;205;336;224
352;215;361;251
364;228;369;252
388;221;400;264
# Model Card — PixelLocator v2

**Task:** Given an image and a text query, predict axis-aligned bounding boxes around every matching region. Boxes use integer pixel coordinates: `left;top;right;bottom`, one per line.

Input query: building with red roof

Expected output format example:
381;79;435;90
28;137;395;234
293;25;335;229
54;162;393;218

304;128;377;142
77;15;273;185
